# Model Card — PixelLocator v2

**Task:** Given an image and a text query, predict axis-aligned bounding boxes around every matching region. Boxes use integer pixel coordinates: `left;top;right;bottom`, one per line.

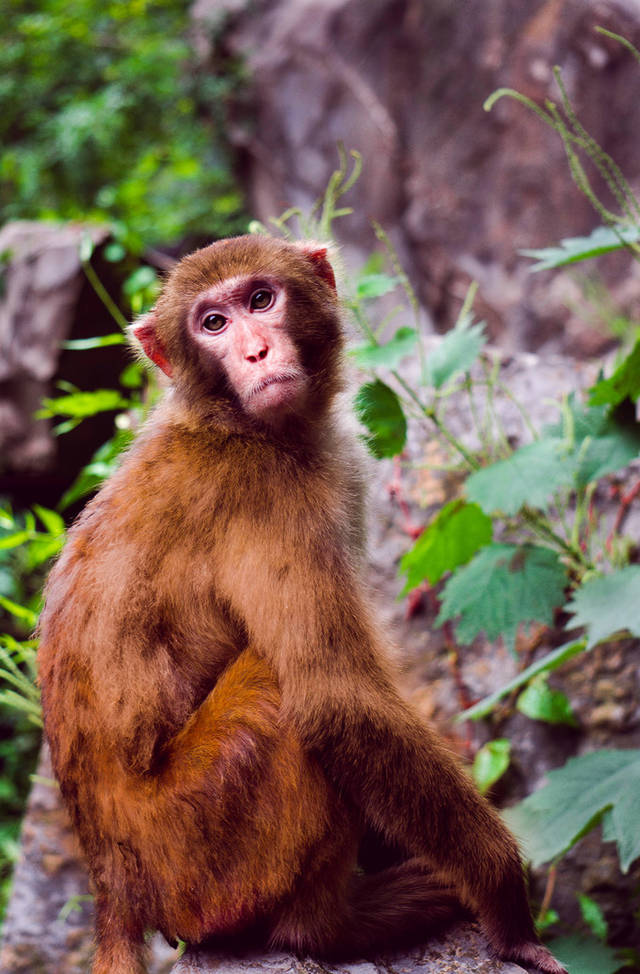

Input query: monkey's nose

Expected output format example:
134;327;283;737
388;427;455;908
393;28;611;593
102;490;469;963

246;345;269;363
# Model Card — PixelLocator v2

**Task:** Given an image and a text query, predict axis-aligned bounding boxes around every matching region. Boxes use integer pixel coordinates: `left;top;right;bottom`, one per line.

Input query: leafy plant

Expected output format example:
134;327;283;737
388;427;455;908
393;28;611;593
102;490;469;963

0;0;247;250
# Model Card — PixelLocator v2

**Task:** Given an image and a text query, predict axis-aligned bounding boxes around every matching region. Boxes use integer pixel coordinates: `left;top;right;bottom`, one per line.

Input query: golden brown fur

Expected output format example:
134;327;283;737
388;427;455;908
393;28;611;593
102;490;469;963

38;236;565;974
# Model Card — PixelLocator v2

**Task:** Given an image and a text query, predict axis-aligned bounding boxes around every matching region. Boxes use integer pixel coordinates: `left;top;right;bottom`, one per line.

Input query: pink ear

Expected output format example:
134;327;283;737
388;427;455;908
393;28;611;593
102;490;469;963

131;313;173;378
298;245;337;292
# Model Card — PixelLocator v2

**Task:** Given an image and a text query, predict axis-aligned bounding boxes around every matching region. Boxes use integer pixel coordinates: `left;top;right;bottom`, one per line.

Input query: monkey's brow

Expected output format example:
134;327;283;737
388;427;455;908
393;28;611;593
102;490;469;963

193;275;275;311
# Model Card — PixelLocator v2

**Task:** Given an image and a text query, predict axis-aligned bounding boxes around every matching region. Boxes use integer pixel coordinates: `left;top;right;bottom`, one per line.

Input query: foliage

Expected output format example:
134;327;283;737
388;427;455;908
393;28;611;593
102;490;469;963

0;0;247;249
504;749;640;873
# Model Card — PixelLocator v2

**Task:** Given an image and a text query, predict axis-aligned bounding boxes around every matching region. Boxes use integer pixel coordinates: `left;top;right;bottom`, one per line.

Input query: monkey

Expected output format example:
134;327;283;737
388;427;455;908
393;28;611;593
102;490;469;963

37;235;566;974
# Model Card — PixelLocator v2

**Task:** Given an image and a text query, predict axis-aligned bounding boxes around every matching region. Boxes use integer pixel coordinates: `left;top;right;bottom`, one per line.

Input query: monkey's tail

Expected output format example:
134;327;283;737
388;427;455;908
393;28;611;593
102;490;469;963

334;859;467;959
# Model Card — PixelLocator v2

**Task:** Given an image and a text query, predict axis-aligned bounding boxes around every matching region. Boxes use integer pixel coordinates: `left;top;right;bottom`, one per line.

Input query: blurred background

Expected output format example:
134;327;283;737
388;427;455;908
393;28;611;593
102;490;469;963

2;1;640;971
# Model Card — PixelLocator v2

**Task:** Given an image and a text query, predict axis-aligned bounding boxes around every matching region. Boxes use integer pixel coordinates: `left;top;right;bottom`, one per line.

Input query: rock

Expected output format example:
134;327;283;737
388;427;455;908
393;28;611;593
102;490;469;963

195;0;640;355
172;930;526;974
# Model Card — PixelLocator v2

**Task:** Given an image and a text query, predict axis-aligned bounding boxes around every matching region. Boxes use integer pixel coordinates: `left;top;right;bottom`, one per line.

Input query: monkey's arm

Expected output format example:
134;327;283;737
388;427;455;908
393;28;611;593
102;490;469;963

217;533;566;974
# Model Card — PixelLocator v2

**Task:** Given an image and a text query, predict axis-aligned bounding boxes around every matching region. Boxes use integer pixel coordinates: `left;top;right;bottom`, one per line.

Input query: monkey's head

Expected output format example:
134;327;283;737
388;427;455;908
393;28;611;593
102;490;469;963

132;235;344;431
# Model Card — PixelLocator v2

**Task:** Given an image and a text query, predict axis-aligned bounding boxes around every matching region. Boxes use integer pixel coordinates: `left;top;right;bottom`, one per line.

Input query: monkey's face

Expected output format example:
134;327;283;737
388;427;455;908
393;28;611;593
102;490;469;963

186;275;307;421
132;236;344;429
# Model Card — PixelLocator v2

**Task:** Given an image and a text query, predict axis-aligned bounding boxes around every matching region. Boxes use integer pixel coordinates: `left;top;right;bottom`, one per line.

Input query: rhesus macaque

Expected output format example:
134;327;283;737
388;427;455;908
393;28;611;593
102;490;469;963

38;236;566;974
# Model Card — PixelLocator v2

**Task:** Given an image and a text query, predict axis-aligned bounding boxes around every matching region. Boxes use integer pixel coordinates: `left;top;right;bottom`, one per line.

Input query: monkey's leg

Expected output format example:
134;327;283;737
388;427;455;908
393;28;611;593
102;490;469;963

91;649;352;972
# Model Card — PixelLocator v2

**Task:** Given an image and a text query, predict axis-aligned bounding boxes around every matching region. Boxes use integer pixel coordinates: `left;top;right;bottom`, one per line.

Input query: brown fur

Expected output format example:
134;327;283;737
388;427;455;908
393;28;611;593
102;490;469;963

38;236;565;974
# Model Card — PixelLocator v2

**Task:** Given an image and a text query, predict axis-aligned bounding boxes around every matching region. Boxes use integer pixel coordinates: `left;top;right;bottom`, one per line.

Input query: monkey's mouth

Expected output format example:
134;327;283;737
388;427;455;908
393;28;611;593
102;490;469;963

246;370;305;413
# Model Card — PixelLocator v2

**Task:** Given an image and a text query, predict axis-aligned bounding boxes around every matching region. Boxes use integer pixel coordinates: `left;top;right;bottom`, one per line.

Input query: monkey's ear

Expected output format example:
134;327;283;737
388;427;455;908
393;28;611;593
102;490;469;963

131;313;174;378
296;243;337;293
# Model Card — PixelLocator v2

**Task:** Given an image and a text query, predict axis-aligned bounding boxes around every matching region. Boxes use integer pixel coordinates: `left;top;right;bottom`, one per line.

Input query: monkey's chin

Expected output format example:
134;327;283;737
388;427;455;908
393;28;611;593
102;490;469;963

245;375;306;421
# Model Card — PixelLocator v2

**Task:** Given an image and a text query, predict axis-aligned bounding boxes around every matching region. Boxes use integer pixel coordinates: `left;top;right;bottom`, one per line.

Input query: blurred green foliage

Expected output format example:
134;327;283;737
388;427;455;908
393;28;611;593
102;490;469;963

0;0;247;249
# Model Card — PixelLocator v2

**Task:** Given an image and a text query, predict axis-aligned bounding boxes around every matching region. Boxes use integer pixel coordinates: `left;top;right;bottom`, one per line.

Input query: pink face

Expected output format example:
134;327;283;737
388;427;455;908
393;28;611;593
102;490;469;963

188;276;307;421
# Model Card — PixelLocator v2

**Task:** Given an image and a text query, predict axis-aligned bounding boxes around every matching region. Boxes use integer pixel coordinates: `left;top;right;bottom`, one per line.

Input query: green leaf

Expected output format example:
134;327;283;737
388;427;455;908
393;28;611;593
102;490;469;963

521;224;640;271
516;674;578;727
503;748;640;872
565;566;640;648
0;596;37;628
589;340;640;407
59;430;134;510
350;327;418;370
123;265;157;296
0;531;31;551
472;738;511;794
355;273;401;300
62;333;126;350
466;438;575;515
458;639;586;722
546;934;624;974
577;893;608;942
399;500;492;591
32;505;65;537
37;389;130;419
424;315;487;389
437;544;568;652
354;380;407;459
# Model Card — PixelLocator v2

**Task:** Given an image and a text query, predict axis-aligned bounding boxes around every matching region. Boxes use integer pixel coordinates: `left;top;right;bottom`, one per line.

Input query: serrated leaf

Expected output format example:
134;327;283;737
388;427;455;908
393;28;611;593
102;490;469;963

436;544;567;652
472;738;511;795
354;380;407;459
424;316;487;389
517;674;578;727
521;224;640;271
565;566;640;648
355;273;400;300
503;748;640;872
458;639;586;722
466;438;575;515
589;340;640;407
399;500;492;591
546;934;623;974
350;327;418;370
577;893;608;942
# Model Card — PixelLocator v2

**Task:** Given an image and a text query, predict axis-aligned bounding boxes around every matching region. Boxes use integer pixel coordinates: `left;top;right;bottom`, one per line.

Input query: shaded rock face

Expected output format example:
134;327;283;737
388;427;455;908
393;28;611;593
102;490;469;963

0;222;129;509
195;0;640;355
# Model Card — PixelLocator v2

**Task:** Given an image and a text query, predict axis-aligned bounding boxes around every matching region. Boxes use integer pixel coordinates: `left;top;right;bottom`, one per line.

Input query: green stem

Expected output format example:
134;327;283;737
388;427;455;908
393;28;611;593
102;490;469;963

82;260;129;331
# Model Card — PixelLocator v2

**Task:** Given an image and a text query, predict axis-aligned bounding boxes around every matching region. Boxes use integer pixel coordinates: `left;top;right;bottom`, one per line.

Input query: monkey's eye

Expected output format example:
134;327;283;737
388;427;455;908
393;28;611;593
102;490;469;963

202;313;227;333
249;288;274;311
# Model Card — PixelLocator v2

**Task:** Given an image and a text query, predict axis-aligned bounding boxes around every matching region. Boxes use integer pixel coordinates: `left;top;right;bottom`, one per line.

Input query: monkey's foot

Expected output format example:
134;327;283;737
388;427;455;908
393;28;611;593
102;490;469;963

500;940;568;974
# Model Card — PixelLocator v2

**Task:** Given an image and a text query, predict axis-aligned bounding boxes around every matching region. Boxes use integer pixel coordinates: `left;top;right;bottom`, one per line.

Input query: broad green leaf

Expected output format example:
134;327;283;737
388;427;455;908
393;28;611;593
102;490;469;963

399;500;492;592
350;327;418;370
522;224;640;271
472;738;511;794
546;934;623;974
466;438;574;515
437;544;568;652
354;380;407;459
37;389;130;419
565;566;640;648
504;748;640;872
458;639;586;722
62;333;126;350
589;340;640;407
355;273;401;300
516;674;578;727
33;505;65;537
25;535;65;570
424;315;487;389
577;893;608;942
